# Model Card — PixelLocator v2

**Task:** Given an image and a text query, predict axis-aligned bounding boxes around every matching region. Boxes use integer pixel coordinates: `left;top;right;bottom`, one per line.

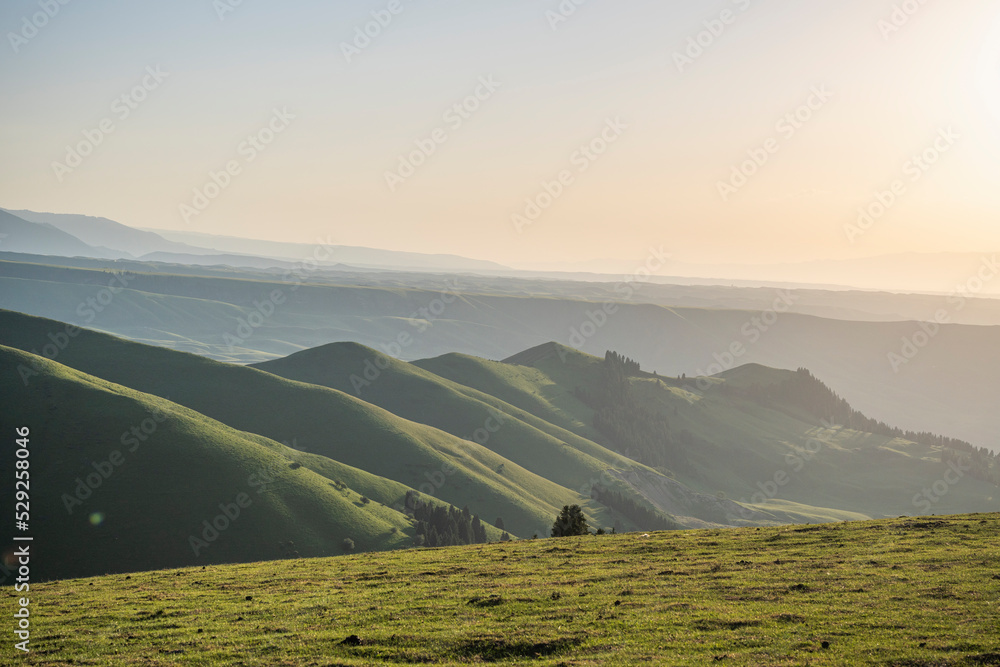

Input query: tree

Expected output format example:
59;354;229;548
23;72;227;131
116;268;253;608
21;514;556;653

472;515;487;543
341;538;355;553
494;517;505;530
411;500;488;547
551;504;589;537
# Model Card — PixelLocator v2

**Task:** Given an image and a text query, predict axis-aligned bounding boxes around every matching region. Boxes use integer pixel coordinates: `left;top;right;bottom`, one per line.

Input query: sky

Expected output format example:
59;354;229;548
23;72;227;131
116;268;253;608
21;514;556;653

2;0;1000;269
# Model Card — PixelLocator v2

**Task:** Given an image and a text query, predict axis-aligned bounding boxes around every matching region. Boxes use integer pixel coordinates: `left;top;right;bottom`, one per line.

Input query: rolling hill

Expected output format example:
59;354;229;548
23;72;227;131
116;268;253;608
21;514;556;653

0;344;419;582
0;309;614;541
3;308;997;534
251;342;674;501
417;342;999;521
1;307;998;583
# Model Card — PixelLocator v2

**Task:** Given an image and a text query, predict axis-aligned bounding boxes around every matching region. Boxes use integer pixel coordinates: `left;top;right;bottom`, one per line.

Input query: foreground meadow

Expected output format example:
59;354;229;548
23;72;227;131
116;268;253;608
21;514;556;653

8;513;999;666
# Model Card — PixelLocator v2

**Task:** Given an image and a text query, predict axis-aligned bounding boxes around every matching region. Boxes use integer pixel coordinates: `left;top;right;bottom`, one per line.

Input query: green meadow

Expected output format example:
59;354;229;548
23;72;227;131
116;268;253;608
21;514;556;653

9;513;999;666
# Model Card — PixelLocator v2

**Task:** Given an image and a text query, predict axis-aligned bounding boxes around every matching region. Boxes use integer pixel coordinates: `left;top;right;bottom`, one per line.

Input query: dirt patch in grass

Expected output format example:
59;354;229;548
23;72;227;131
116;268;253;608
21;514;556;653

692;618;761;631
467;595;504;607
456;636;585;661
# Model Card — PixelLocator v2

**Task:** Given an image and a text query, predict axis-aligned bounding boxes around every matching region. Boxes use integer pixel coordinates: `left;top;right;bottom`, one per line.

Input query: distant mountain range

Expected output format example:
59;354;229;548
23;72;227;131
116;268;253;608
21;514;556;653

6;206;997;294
145;228;511;272
1;308;996;582
0;208;510;273
0;209;121;259
515;252;1000;296
5;209;214;257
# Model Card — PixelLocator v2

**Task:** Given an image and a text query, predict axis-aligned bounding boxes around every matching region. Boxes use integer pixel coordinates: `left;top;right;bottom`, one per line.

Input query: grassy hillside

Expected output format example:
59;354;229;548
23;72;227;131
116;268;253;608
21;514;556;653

415;345;605;441
422;342;1000;522
632;369;999;518
252;342;684;524
0;345;416;582
8;513;999;665
5;306;995;533
0;310;600;538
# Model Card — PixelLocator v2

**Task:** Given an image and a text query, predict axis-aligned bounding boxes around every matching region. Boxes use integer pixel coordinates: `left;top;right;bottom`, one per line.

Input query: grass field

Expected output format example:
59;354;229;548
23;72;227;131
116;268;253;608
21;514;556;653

9;513;999;666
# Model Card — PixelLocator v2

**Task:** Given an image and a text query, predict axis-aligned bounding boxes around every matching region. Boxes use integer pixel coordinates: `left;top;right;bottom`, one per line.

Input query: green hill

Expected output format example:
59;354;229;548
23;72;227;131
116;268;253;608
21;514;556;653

0;309;599;538
251;342;684;526
421;343;1000;522
418;342;611;441
11;513;1000;665
0;345;415;581
2;306;998;585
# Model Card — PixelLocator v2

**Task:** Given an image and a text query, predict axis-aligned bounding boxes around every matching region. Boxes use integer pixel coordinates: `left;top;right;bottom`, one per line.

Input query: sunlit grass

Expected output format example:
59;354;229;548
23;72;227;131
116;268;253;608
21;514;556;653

12;513;999;665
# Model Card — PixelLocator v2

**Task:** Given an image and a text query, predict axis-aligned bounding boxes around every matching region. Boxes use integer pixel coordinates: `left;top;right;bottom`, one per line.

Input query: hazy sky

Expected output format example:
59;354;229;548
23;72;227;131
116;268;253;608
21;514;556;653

2;0;999;267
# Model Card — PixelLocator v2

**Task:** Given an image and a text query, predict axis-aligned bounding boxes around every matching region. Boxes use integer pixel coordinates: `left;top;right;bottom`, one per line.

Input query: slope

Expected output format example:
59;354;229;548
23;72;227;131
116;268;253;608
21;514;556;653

0;309;599;537
0;345;416;582
425;342;1000;521
251;342;687;529
416;342;606;441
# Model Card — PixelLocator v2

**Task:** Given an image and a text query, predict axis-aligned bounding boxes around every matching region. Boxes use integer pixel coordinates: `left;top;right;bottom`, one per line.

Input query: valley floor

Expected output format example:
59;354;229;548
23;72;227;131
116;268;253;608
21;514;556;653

7;514;1000;666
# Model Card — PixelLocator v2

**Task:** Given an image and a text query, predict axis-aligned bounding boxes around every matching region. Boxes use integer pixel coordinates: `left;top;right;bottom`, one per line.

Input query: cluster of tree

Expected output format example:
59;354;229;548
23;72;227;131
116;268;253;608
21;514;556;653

604;350;641;375
590;485;681;531
941;447;1000;486
405;491;489;547
551;505;590;537
732;368;999;486
575;350;691;473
